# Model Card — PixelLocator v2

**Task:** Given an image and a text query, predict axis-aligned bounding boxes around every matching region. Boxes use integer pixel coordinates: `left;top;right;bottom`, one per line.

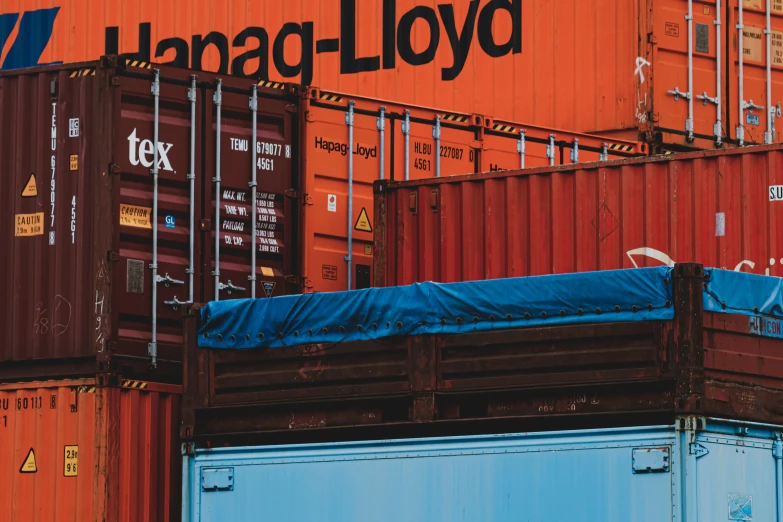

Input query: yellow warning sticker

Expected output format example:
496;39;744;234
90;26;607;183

354;207;372;232
15;212;44;237
21;173;37;197
64;445;78;477
19;448;37;473
261;266;274;277
69;155;78;171
120;204;152;229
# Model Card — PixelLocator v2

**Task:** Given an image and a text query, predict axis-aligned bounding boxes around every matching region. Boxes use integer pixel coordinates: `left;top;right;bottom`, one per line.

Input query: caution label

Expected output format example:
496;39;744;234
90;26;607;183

354;207;372;232
21;173;37;197
119;204;152;229
64;445;78;477
15;212;44;237
69;155;78;171
262;281;276;298
19;448;37;473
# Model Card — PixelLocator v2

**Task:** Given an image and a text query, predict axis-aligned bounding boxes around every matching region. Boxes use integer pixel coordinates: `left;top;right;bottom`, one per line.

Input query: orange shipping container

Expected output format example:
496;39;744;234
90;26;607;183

2;0;783;150
0;378;181;522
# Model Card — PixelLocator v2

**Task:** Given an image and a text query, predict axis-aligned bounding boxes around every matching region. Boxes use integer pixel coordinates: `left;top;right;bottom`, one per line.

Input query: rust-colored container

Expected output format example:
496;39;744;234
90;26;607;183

374;144;783;287
3;0;783;150
181;265;783;446
0;378;181;522
298;87;641;292
0;57;298;381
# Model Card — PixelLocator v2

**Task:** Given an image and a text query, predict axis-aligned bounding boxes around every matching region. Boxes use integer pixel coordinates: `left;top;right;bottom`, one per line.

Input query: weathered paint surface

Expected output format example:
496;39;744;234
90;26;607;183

0;379;181;522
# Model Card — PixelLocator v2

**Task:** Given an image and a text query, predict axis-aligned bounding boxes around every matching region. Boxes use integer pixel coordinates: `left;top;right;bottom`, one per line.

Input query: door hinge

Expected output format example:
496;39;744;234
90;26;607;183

691;442;709;458
301;193;314;206
284;274;299;285
285;104;298;114
201;467;234;491
107;251;120;262
632;447;670;473
109;163;121;174
284;188;299;199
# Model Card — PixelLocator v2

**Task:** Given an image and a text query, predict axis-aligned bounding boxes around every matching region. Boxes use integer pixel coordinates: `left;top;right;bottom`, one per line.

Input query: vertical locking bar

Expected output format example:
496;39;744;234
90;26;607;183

686;0;694;141
773;435;783;522
600;143;608;161
345;101;355;290
148;69;161;367
378;106;386;180
715;0;723;144
249;85;258;298
212;80;223;301
517;129;526;169
547;134;555;166
738;0;746;145
570;138;579;163
766;0;774;144
187;76;196;304
433;115;441;177
403;110;411;181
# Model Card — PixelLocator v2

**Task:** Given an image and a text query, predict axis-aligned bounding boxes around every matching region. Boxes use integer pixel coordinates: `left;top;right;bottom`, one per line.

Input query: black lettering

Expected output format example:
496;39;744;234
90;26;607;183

383;0;397;69
232;27;270;78
477;0;522;57
192;32;229;74
438;0;480;80
105;23;151;62
155;37;189;68
341;0;381;73
397;6;440;66
316;38;339;54
1;399;7;410
273;22;314;85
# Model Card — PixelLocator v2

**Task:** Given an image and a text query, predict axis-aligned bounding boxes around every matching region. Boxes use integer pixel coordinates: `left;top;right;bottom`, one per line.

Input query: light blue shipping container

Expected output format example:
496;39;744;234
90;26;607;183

183;417;783;522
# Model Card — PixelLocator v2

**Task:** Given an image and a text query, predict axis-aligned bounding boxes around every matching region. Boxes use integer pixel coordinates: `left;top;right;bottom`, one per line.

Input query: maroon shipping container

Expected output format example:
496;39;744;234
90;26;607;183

181;265;783;446
0;57;298;381
374;144;783;287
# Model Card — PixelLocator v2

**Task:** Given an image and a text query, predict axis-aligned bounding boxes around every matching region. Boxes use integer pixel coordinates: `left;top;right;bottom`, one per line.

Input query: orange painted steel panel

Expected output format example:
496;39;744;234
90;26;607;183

300;89;642;292
374;144;783;287
0;379;181;522
7;0;783;148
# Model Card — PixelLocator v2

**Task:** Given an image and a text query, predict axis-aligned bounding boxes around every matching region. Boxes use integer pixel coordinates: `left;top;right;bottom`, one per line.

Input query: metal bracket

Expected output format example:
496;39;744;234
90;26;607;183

546;134;555;165
218;280;247;295
691;442;709;458
201;468;234;492
600;143;608;161
632;447;670;473
163;295;190;310
570;139;579;163
667;87;691;102
156;273;185;288
696;92;719;106
742;99;764;112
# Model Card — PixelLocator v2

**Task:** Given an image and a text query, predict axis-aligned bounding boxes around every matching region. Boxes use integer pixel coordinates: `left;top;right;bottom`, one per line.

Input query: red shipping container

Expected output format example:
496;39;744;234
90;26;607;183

374;144;783;286
0;378;181;522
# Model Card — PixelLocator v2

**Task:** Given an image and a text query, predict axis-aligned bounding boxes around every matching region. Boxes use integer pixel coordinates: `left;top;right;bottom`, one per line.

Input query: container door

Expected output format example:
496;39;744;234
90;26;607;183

729;0;783;145
113;67;201;364
193;433;674;522
695;430;778;521
302;92;478;293
202;81;297;302
652;0;726;148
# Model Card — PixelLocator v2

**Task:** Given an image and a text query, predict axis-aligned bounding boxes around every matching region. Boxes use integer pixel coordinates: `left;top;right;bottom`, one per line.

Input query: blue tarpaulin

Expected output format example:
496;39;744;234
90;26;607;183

198;267;783;350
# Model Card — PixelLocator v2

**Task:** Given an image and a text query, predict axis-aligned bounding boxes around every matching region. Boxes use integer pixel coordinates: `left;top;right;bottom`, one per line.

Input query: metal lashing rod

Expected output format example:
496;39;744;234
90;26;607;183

547;134;555;166
149;69;161;368
403;110;411;180
517;130;526;169
686;0;694;142
378;106;385;180
715;0;723;144
165;76;196;310
738;1;746;145
773;435;783;522
249;85;258;298
345;101;355;290
212;79;223;300
433;115;441;177
570;138;579;163
765;0;776;144
600;143;608;162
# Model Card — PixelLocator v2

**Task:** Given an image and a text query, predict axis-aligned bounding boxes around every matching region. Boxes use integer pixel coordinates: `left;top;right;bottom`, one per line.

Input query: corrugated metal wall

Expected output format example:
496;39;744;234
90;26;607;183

0;379;180;522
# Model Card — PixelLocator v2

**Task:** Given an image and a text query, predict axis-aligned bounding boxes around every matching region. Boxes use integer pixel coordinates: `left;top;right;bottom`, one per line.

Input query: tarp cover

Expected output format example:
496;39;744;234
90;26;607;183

199;267;782;350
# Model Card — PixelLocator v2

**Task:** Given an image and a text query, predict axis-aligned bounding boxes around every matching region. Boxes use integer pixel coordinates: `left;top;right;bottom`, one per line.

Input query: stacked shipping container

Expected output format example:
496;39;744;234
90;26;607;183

4;0;783;150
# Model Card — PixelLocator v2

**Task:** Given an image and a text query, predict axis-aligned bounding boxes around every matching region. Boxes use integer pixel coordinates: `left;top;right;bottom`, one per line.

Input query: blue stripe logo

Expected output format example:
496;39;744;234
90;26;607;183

0;8;62;70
